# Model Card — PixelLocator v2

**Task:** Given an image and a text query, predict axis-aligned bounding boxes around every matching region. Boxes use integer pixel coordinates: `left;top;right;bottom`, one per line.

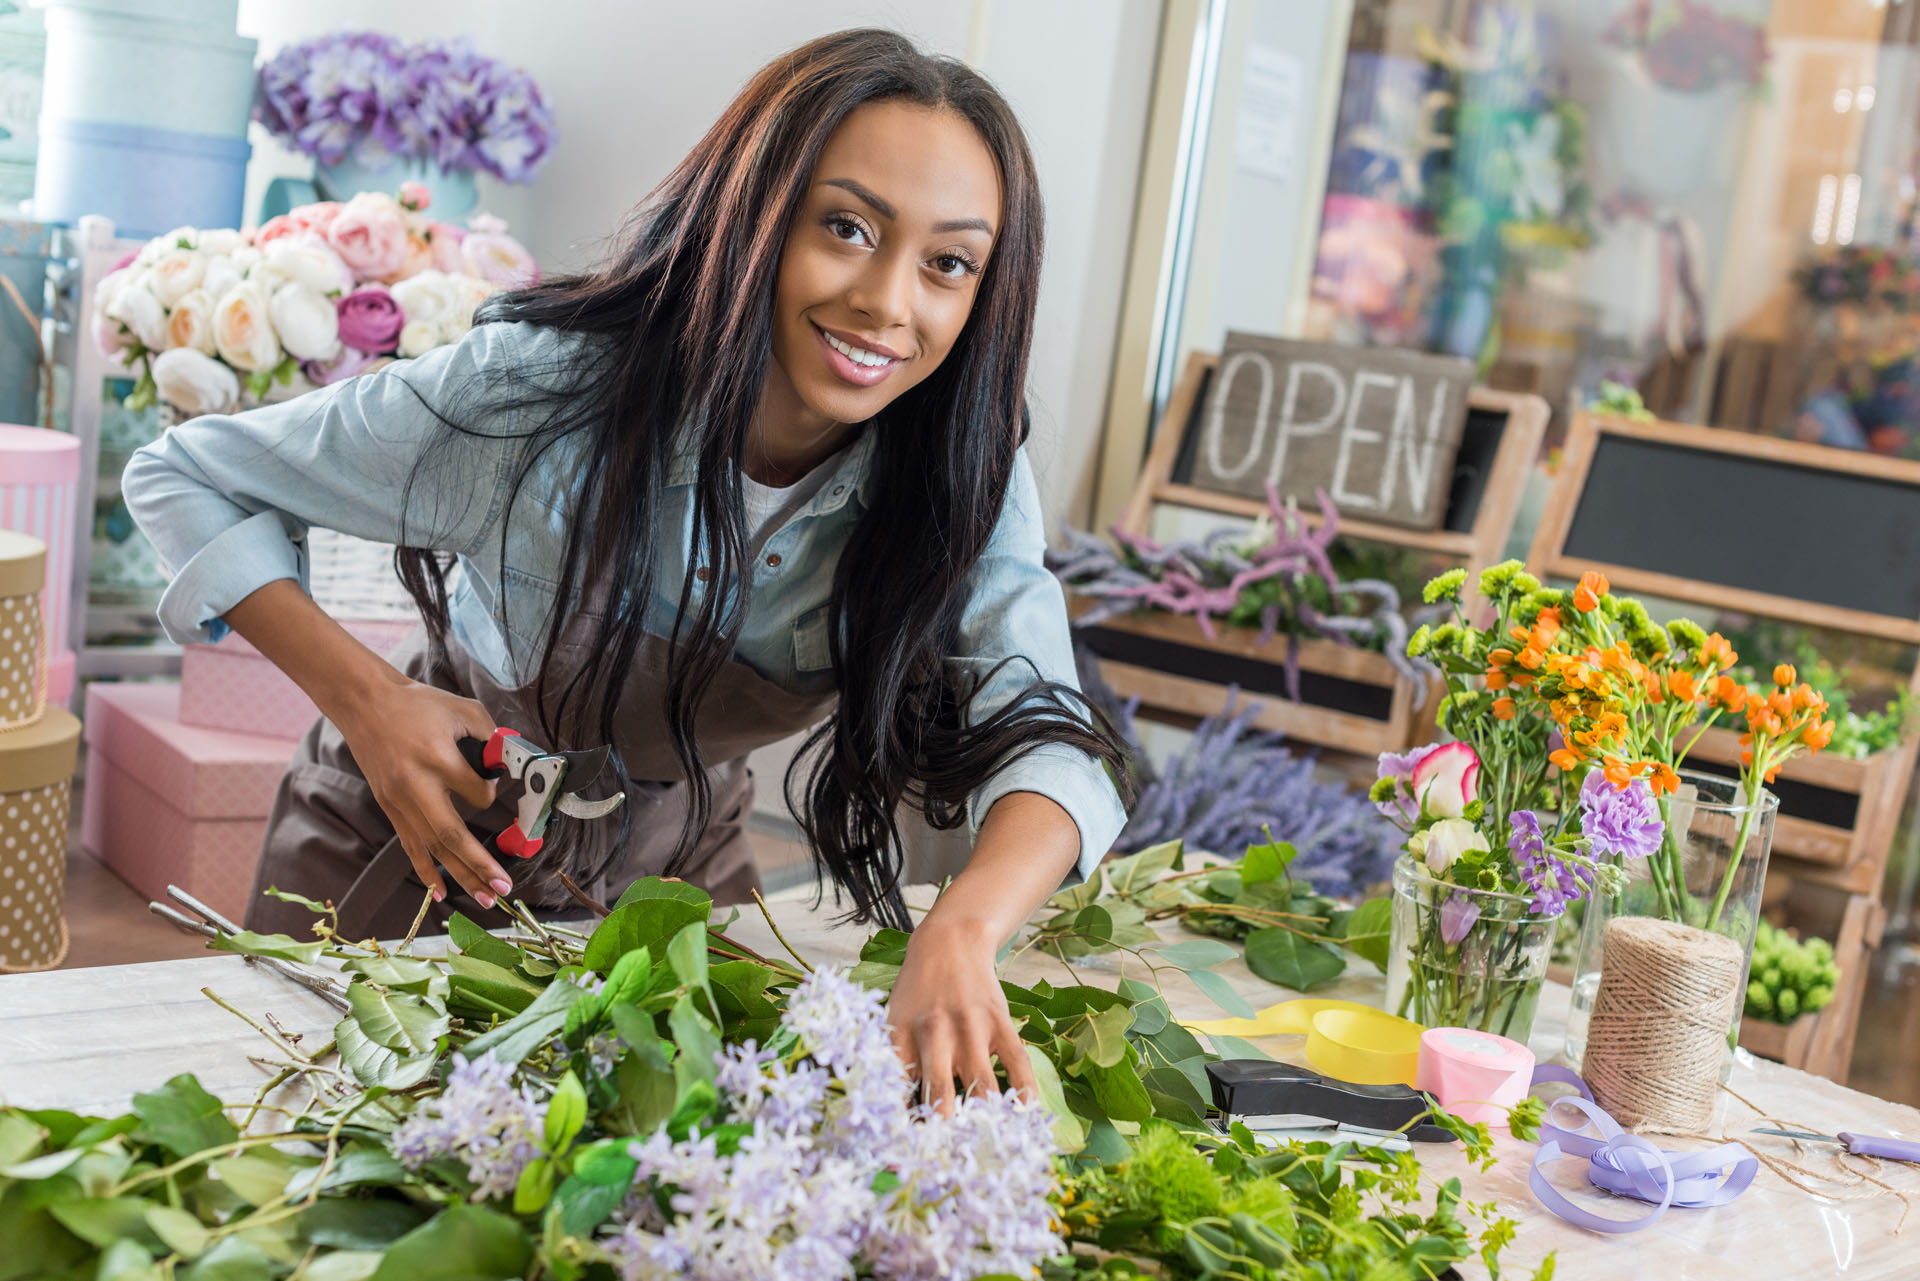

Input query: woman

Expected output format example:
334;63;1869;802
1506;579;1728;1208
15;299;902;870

124;29;1128;1105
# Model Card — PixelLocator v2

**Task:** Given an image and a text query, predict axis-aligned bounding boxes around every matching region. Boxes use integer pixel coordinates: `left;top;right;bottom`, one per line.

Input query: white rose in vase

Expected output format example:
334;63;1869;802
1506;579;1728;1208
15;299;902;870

267;282;341;362
264;233;353;297
442;274;498;338
212;285;282;372
390;269;456;328
147;249;206;308
199;254;243;301
396;319;443;358
196;228;247;256
106;278;169;351
152;347;239;416
165;288;217;355
1419;817;1490;876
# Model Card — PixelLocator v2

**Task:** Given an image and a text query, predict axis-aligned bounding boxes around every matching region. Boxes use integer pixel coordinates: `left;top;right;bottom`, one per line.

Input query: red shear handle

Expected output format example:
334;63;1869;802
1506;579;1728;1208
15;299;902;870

482;727;521;773
495;821;544;860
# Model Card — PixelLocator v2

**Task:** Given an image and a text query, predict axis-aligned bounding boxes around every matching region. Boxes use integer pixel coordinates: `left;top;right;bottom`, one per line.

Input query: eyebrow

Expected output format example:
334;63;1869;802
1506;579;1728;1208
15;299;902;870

822;177;994;235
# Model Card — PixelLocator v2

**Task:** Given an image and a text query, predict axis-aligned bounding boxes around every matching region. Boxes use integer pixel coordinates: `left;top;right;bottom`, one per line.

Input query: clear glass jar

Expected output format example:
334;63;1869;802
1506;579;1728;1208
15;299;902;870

1564;771;1778;1072
1386;856;1557;1043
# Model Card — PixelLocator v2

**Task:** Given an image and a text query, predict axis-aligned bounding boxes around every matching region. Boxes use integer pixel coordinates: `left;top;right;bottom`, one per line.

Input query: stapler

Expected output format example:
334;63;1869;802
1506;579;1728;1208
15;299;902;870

1206;1059;1457;1150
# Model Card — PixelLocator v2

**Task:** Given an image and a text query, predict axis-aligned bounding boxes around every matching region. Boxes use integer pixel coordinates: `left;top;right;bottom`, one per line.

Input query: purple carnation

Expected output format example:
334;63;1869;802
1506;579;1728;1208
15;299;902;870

1510;809;1588;916
1579;772;1665;862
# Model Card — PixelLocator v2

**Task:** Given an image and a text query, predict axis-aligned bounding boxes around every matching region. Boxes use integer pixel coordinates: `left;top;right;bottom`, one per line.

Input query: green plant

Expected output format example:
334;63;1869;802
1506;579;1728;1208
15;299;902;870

1744;921;1839;1024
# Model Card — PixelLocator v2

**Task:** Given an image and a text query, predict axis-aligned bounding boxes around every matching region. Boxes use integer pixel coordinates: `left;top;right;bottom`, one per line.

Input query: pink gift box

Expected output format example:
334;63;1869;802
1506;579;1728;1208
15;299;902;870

179;618;418;740
81;682;302;923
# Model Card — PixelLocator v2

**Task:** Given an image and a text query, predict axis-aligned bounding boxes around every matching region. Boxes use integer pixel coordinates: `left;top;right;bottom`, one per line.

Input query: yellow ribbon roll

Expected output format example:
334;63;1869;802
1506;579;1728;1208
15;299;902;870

1186;998;1424;1087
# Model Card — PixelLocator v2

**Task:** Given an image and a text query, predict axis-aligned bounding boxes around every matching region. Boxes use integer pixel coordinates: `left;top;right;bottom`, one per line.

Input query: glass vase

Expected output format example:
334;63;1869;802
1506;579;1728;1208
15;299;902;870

1563;770;1778;1072
1385;856;1557;1042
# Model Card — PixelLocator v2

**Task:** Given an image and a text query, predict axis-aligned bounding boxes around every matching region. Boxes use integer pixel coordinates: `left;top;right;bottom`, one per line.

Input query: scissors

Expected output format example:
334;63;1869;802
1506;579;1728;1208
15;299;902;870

1752;1127;1920;1164
457;727;625;859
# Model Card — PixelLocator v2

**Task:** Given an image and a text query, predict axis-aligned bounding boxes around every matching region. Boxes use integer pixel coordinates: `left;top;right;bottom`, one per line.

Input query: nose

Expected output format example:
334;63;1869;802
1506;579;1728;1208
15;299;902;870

846;245;914;334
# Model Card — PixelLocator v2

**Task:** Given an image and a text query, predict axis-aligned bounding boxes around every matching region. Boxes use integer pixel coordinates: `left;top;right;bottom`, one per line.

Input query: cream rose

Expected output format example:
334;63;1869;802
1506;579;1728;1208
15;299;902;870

326;192;412;282
267;282;341;362
212;285;282;372
264;234;353;296
147;249;206;308
165;288;217;355
396;319;443;358
152;347;239;417
106;279;168;351
1419;818;1490;876
196;228;247;256
199;254;243;301
389;269;456;327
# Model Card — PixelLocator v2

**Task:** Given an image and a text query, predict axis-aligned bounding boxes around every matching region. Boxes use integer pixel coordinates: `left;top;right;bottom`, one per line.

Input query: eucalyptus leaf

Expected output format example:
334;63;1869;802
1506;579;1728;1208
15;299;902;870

300;1253;384;1281
1187;968;1257;1019
367;1205;533;1281
1202;1033;1274;1062
282;1146;404;1199
96;1239;162;1281
342;955;447;996
1244;929;1346;992
1064;1004;1133;1071
207;931;326;966
1104;839;1183;893
0;1114;44;1168
49;1197;166;1250
1148;939;1239;970
1084;1060;1154;1123
209;1151;302;1206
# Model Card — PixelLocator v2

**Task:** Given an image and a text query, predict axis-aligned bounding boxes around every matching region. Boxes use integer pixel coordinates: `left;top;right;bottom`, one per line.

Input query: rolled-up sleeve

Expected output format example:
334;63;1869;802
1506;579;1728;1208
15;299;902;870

122;323;543;644
956;449;1127;884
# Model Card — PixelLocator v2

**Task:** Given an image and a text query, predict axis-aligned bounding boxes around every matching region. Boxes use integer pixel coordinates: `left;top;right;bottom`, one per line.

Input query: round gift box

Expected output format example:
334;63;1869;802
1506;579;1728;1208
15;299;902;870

37;0;256;137
0;530;48;729
0;704;80;971
32;118;251;240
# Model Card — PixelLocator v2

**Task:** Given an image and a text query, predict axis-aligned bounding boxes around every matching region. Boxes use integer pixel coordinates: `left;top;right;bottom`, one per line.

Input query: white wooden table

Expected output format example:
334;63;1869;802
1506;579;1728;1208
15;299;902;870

4;886;1917;1280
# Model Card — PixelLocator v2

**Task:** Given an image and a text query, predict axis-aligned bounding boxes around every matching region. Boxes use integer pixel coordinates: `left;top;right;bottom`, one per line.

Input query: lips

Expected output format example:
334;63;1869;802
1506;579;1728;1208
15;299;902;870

812;321;900;389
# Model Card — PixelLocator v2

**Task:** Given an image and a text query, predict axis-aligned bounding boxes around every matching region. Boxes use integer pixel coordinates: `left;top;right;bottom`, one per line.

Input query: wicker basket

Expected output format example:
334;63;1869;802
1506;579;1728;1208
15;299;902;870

307;528;422;623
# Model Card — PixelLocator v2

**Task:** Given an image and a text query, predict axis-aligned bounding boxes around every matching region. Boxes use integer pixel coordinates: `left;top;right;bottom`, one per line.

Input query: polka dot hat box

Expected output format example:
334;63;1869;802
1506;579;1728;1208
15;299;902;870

80;683;301;926
0;706;80;971
0;530;48;730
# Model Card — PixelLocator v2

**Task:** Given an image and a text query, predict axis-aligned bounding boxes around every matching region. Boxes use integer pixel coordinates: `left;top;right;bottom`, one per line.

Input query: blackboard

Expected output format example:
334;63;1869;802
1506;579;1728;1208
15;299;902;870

1179;332;1474;531
1561;434;1920;621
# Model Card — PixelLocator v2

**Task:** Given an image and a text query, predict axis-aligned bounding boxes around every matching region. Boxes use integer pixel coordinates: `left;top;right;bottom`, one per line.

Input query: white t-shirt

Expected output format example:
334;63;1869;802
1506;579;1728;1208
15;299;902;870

740;461;837;546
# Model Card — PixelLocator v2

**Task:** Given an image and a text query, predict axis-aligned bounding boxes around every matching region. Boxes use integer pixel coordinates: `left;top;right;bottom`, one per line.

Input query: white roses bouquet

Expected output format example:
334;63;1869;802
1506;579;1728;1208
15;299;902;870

93;183;539;419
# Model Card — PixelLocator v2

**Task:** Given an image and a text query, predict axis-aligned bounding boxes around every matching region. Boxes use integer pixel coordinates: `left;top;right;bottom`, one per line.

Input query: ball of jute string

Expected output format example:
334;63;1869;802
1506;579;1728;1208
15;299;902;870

1583;915;1744;1132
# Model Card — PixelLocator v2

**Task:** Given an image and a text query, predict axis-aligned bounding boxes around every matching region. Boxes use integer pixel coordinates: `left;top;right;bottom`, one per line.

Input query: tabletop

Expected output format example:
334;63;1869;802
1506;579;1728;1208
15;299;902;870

4;884;1917;1280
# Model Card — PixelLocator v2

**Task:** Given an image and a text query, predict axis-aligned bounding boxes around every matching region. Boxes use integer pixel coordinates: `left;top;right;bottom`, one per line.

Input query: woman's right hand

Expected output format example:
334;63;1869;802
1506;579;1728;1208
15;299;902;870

333;677;514;910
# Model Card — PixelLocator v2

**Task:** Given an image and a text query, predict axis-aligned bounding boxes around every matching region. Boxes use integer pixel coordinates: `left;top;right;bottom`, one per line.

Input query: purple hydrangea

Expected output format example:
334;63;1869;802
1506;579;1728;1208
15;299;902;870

254;33;554;183
1578;771;1665;862
388;1051;543;1200
1509;809;1590;916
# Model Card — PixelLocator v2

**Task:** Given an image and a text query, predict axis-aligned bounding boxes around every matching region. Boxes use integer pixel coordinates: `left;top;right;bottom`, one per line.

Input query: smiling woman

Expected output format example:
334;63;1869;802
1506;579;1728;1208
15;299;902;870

121;27;1131;1110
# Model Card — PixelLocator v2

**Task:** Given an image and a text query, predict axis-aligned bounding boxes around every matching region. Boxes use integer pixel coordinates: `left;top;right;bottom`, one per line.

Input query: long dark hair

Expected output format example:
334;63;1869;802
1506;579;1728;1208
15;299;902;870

397;28;1130;928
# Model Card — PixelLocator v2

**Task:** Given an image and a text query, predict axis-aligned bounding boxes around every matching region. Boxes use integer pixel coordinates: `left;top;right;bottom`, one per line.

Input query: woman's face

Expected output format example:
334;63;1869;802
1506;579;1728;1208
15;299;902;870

769;99;1003;444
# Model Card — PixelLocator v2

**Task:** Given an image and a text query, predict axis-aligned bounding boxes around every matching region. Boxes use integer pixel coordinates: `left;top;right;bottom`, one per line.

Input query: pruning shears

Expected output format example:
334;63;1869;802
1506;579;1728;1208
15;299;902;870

457;727;625;859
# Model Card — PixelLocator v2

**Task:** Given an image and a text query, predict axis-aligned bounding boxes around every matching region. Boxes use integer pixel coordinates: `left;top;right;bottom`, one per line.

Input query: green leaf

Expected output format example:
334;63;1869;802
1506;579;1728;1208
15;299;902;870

0;1114;45;1168
207;1152;300;1206
1187;967;1257;1019
1064;1004;1133;1070
131;1075;238;1159
341;955;447;995
1021;1044;1086;1153
1084;1060;1154;1122
300;1254;384;1281
447;913;528;970
333;1016;439;1089
1149;939;1238;969
460;980;583;1066
344;983;451;1055
858;929;911;966
0;1145;85;1180
446;953;538;1017
97;1239;163;1281
300;1198;432;1250
665;1079;719;1142
553;1172;629;1238
544;1072;587;1154
1241;837;1295;886
1076;904;1115;946
146;1204;211;1258
1104;839;1184;893
1202;1033;1274;1062
1341;897;1393;971
1244;928;1347;992
610;1045;676;1136
282;1146;405;1199
513;1155;555;1215
603;946;654;1008
585;884;712;973
667;994;720;1092
49;1197;165;1250
263;885;334;916
368;1205;533;1281
666;921;710;1000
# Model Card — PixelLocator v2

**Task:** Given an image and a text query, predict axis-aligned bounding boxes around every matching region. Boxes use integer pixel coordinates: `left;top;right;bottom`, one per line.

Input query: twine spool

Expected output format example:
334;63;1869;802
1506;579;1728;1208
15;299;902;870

1583;916;1743;1132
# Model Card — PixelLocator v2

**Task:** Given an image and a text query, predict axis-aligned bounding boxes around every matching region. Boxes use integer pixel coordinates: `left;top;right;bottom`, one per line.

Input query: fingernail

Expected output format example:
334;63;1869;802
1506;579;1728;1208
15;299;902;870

431;886;445;903
490;877;513;895
476;891;495;909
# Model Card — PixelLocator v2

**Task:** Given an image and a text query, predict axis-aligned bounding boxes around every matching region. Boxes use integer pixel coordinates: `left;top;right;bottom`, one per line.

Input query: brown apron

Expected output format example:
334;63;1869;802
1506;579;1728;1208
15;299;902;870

244;610;835;939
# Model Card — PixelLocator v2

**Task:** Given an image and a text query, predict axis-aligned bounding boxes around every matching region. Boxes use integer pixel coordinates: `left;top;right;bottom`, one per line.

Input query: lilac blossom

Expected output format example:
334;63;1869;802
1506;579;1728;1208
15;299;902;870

1509;809;1589;916
254;33;554;183
388;1051;543;1200
1578;771;1665;862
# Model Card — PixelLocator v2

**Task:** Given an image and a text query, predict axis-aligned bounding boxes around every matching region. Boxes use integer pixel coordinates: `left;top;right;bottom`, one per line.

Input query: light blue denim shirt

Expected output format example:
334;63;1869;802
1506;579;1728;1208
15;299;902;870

122;320;1125;880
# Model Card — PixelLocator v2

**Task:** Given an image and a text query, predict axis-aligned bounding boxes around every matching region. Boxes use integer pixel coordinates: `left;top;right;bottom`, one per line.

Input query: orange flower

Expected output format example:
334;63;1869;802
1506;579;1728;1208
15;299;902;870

1667;670;1699;702
1710;675;1749;714
1803;719;1835;752
1519;646;1546;671
1767;689;1793;719
1602;756;1635;788
1533;607;1563;647
1790;683;1818;712
1489;648;1515;667
1646;762;1681;795
1510;626;1532;646
1486;668;1511;691
1700;633;1737;669
1492;696;1516;720
1773;664;1796;688
1573;570;1609;612
1643;670;1665;702
1550;746;1583;772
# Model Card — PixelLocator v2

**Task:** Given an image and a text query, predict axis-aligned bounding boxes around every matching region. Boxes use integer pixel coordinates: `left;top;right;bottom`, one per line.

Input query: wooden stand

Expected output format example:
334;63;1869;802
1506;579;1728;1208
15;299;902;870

1076;351;1548;756
1531;410;1920;1083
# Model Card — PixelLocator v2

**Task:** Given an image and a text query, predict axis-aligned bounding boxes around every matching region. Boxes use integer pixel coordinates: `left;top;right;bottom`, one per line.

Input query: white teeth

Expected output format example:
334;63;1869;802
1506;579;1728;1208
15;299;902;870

824;330;894;368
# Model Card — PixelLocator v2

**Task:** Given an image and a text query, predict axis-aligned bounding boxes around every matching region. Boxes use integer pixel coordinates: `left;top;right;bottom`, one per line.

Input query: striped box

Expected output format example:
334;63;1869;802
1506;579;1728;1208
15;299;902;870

0;426;79;705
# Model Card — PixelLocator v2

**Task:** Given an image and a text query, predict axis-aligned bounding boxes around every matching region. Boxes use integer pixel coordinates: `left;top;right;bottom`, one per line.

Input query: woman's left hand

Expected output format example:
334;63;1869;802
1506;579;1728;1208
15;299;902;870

886;910;1037;1114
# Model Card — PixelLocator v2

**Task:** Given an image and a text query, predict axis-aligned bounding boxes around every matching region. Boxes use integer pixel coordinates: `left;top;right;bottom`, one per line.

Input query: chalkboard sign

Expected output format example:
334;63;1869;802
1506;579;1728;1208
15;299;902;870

1181;332;1475;531
1532;414;1920;643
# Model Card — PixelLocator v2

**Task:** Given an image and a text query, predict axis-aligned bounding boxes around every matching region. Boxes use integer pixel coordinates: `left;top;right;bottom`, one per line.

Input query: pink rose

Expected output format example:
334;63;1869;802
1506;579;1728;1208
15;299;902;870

459;214;539;290
256;201;344;248
325;193;412;282
427;222;467;274
383;227;436;284
1410;742;1481;820
335;283;405;353
302;345;383;386
398;181;431;212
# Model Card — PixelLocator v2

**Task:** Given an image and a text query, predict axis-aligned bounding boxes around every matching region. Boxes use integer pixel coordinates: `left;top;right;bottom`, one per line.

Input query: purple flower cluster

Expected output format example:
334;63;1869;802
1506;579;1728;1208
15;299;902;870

603;968;1062;1281
1578;771;1665;861
1508;810;1590;916
388;1051;543;1200
254;32;555;183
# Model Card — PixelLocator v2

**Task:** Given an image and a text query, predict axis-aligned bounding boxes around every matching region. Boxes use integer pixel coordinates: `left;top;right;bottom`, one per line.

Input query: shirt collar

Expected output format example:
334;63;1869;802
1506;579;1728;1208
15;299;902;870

665;425;875;514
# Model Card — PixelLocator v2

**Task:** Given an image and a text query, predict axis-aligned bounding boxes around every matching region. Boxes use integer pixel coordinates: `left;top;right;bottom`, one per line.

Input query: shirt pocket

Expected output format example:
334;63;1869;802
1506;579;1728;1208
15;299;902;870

792;604;833;673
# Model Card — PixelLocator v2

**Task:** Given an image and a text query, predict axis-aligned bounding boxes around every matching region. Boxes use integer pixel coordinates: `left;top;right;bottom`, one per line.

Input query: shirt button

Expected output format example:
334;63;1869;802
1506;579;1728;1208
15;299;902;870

695;566;711;582
832;485;846;496
765;553;782;568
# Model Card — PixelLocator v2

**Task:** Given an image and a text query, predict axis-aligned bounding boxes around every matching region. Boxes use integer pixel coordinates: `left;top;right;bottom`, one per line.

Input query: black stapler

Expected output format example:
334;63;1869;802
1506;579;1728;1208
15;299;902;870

1206;1059;1457;1145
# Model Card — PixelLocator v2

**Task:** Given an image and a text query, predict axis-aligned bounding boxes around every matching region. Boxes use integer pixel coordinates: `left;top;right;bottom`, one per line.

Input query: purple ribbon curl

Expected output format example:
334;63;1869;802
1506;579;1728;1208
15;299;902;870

1525;1063;1760;1234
